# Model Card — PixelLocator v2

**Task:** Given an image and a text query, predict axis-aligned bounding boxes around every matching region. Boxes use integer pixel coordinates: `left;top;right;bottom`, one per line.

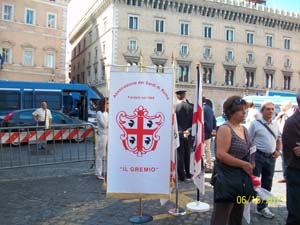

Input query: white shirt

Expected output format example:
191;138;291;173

245;108;261;129
96;111;108;136
248;118;281;154
32;108;52;128
276;108;294;133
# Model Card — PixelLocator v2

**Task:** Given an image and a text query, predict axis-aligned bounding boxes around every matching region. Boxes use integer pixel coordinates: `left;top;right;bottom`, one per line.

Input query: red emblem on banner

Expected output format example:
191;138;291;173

116;106;165;157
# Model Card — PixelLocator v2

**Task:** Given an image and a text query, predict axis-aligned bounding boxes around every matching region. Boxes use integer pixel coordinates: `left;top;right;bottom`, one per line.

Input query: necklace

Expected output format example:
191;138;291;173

228;122;242;130
235;126;243;130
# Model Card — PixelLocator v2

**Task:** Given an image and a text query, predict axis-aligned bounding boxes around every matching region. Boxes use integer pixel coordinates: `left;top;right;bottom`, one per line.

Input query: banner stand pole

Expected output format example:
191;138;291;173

102;144;108;190
168;146;186;216
186;188;210;212
186;159;209;212
128;197;153;224
186;64;210;213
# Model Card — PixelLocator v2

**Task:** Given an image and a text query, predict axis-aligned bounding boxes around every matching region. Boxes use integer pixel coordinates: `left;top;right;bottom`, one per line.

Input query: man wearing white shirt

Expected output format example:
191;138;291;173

32;102;52;149
32;102;52;128
248;102;282;219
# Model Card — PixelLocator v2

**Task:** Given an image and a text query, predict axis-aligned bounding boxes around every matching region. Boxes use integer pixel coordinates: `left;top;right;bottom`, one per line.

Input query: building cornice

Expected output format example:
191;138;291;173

116;0;300;32
33;0;70;7
69;0;300;43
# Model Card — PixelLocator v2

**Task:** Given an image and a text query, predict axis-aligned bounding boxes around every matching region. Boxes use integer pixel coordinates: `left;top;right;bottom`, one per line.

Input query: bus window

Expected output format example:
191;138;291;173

0;91;20;110
69;100;81;118
90;99;98;111
35;92;62;110
23;92;33;109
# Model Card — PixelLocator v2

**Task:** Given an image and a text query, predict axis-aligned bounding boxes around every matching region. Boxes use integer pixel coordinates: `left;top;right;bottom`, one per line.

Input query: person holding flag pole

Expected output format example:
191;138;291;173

186;64;210;212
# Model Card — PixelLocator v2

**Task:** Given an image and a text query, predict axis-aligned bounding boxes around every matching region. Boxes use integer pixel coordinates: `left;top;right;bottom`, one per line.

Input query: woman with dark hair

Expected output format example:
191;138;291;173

211;96;255;225
95;97;109;180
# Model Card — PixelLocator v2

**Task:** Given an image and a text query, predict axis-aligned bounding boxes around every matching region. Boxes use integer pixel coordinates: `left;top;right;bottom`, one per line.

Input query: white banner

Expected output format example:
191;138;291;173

107;70;173;196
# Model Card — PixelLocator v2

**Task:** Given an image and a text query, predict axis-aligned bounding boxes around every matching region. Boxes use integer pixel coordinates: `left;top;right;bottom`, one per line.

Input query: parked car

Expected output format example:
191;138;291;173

0;109;94;145
1;109;84;127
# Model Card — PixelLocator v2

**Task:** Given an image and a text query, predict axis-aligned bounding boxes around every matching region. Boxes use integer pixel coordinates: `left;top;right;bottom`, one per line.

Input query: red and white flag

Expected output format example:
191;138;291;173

170;111;179;185
160;110;179;206
191;64;205;194
160;64;179;205
170;52;179;185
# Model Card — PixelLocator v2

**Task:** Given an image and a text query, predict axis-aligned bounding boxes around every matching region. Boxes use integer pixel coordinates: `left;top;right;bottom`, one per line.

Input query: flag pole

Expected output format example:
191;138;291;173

168;141;186;216
186;64;209;212
128;197;153;224
101;143;108;190
127;53;153;224
168;52;186;216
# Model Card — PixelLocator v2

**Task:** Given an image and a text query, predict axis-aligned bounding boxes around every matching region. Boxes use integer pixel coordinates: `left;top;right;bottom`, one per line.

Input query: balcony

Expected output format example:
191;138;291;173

150;48;167;66
246;57;255;65
225;56;234;63
265;60;273;67
203;53;212;61
284;62;292;70
123;46;140;65
179;50;189;58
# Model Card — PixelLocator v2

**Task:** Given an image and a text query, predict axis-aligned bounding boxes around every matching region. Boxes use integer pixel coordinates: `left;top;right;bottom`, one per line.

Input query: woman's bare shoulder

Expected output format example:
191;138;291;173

217;124;231;133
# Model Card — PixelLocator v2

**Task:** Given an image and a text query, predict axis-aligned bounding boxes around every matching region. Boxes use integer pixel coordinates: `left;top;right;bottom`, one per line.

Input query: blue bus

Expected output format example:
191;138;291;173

266;90;296;97
0;80;103;123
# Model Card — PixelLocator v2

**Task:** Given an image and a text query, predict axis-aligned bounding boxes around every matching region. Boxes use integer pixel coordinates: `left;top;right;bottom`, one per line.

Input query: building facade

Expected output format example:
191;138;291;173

69;0;300;115
0;0;70;82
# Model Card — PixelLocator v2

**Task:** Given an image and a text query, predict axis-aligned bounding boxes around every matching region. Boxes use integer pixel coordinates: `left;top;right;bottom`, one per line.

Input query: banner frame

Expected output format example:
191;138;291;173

106;65;174;200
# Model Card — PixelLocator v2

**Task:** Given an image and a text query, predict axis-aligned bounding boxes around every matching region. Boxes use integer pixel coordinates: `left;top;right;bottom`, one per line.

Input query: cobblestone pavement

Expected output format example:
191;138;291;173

0;159;287;225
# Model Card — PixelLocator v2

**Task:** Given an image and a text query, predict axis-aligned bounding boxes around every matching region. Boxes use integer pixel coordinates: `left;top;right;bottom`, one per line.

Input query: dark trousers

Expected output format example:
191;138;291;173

210;202;244;225
253;150;276;211
281;153;287;178
177;137;191;181
286;167;300;225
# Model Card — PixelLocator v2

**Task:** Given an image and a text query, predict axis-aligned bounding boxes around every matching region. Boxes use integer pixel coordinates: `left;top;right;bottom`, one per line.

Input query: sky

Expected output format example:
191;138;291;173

267;0;300;13
67;0;95;34
66;0;95;59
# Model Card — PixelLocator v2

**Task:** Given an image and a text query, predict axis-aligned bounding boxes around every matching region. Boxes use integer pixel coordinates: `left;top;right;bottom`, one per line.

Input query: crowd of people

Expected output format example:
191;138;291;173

210;92;300;225
92;88;300;225
173;89;300;225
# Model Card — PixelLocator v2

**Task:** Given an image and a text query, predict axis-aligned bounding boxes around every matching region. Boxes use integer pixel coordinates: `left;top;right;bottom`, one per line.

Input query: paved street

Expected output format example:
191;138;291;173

0;157;287;225
0;141;94;169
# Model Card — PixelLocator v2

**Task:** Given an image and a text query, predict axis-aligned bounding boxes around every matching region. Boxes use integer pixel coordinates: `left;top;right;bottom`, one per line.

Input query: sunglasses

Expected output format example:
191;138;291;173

265;107;274;111
233;98;243;105
228;98;245;112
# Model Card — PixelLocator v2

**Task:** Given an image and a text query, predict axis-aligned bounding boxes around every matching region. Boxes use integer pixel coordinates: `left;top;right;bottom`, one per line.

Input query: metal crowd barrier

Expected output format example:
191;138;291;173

0;123;96;169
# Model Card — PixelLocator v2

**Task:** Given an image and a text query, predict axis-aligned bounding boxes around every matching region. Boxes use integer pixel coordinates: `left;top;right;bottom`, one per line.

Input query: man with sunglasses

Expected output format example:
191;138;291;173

248;102;282;219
